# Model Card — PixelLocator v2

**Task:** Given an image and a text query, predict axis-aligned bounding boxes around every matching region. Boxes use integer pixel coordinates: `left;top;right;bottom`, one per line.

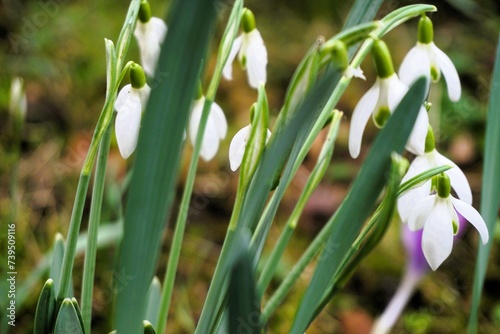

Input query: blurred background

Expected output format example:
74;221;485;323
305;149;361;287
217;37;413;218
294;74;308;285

1;0;499;332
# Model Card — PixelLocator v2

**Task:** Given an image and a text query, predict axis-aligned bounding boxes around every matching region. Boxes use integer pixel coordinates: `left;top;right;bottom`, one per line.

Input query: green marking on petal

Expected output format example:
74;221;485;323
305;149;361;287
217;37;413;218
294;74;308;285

418;15;434;44
452;219;459;235
436;173;451;198
424;125;435;153
430;65;440;82
373;106;391;128
241;55;247;69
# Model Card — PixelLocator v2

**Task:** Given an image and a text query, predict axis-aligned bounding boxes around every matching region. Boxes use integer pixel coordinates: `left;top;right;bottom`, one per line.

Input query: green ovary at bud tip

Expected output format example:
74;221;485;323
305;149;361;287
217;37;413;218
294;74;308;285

329;40;348;72
241;8;256;33
418;15;434;44
436;173;451;198
138;0;152;23
130;63;146;89
373;106;391;128
371;39;394;79
424;125;435;153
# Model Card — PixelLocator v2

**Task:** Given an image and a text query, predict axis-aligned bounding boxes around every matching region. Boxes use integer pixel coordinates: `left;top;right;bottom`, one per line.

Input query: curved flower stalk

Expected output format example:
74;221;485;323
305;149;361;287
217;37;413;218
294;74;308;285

115;63;150;159
134;0;168;77
399;16;461;101
222;8;267;89
189;97;228;161
397;127;472;223
229;124;271;171
407;173;488;270
349;39;428;158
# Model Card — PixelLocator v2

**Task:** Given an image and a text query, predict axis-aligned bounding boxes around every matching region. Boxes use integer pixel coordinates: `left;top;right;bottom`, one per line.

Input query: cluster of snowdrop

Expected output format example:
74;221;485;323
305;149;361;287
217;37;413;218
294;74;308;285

117;2;487;272
349;15;488;271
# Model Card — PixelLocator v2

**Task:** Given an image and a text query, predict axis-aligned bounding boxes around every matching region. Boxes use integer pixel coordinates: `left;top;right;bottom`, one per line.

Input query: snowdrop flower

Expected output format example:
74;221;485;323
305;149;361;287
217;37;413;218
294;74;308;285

229;125;271;171
399;16;461;102
407;173;488;270
115;63;150;159
188;95;227;161
349;39;428;159
223;8;267;89
397;126;472;223
134;0;167;77
10;77;27;120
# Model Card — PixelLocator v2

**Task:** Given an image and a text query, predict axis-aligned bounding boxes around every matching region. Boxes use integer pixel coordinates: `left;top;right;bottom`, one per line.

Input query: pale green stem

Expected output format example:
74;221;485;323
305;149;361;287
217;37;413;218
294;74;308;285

81;121;113;333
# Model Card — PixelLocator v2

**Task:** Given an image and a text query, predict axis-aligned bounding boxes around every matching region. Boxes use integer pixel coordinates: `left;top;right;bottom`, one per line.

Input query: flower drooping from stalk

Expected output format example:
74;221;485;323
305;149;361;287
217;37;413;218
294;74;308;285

189;83;228;161
399;15;461;101
348;39;429;158
115;63;150;159
223;8;268;89
134;0;168;77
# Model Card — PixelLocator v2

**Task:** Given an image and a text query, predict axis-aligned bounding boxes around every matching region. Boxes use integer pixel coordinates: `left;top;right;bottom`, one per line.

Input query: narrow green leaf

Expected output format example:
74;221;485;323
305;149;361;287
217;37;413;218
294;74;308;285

70;298;85;334
114;0;217;333
50;233;65;294
143;320;157;334
34;278;56;334
397;165;452;196
53;298;84;334
290;77;428;332
228;231;261;334
468;35;500;334
343;0;384;30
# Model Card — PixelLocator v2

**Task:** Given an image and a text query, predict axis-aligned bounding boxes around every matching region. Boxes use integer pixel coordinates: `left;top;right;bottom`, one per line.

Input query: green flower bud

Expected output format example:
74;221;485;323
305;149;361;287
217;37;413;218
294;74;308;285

329;40;349;72
138;0;152;23
418;15;434;44
436;173;451;198
130;63;147;89
371;39;394;79
424;125;435;153
241;8;256;33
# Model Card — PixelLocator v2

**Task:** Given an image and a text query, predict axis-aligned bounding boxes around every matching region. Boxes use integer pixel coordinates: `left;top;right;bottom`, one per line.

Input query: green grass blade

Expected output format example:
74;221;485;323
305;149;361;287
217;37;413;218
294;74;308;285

468;34;500;334
114;0;217;333
228;231;261;334
343;0;384;29
290;77;428;333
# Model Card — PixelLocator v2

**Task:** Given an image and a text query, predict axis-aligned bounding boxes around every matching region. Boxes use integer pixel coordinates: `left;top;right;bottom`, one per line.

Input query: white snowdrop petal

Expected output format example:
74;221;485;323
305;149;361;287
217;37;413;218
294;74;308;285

200;118;220;161
408;195;436;231
115;84;133;110
386;74;408;112
398;180;431;223
229;125;251;171
222;36;243;81
434;151;472;204
245;30;268;88
405;106;428;156
210;101;228;139
348;80;380;159
422;201;454;270
399;44;431;87
189;99;204;146
148;17;168;43
431;43;461;102
115;92;142;159
451;197;489;244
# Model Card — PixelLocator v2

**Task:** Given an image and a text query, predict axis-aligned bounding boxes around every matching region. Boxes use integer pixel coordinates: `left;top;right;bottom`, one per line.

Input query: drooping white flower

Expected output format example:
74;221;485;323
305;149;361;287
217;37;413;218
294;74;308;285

229;125;271;171
348;73;429;159
222;9;267;89
399;16;461;102
189;97;227;161
114;83;150;159
407;174;488;270
397;147;472;223
134;17;167;77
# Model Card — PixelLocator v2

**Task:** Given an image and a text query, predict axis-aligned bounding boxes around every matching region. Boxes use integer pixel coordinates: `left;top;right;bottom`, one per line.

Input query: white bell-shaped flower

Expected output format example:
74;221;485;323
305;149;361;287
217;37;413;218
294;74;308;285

399;16;461;102
407;174;488;270
397;147;472;223
134;2;167;77
348;73;429;158
114;83;150;159
189;97;227;161
229;124;271;171
222;9;267;89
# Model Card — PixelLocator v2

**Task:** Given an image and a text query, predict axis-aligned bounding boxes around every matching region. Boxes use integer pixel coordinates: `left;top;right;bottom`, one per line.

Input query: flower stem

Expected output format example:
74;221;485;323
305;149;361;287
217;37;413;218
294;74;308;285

80;121;113;333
